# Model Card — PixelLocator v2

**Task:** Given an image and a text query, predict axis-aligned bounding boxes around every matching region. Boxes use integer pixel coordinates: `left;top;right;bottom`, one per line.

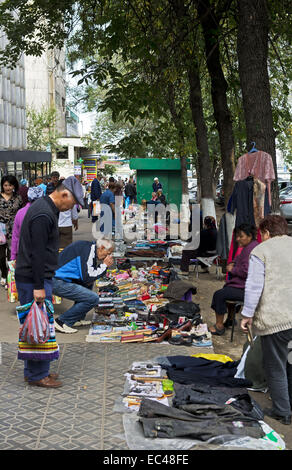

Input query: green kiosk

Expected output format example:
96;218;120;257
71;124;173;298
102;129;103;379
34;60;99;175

130;158;188;207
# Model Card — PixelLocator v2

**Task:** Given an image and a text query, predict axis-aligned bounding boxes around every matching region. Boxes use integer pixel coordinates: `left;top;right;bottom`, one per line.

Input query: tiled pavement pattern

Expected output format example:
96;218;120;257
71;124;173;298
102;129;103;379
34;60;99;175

0;342;205;450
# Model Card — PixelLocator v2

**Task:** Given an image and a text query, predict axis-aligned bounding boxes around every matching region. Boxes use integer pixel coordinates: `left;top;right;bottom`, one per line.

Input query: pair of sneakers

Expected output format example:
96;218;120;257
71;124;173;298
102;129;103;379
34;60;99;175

54;319;91;334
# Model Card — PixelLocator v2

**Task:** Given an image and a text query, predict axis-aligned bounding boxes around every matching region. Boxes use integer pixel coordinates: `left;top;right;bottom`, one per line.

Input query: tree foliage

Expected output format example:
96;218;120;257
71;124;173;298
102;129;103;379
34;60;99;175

0;0;291;184
26;106;64;152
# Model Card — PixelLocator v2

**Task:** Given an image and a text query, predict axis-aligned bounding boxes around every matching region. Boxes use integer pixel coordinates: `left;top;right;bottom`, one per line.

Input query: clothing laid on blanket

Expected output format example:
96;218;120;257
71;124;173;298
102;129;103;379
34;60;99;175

156;356;252;388
163;280;197;301
137;397;264;441
172;383;264;420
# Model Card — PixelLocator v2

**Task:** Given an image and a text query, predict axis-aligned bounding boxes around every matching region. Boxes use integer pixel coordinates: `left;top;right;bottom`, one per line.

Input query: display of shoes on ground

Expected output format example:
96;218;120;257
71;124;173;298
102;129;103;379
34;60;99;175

87;262;214;347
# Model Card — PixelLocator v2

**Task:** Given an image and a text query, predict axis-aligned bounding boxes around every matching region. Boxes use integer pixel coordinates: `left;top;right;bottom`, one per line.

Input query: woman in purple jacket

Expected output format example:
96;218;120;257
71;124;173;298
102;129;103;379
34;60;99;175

209;223;258;336
10;186;44;261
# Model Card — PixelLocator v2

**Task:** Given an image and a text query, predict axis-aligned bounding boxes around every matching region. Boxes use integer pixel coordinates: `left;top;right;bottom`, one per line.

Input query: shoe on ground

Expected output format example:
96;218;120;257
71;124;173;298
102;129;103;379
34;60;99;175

28;376;62;388
263;407;291;425
73;320;91;327
25;373;59;382
0;277;6;286
54;320;78;334
210;325;225;336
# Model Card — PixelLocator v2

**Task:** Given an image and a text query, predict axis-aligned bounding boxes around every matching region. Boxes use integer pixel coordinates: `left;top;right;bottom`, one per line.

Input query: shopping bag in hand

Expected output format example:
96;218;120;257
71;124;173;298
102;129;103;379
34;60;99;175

7;260;18;303
19;301;50;344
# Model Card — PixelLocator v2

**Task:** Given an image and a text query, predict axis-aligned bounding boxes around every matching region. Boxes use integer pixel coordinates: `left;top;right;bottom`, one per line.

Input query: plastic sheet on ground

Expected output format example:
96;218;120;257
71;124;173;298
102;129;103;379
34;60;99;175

122;413;285;451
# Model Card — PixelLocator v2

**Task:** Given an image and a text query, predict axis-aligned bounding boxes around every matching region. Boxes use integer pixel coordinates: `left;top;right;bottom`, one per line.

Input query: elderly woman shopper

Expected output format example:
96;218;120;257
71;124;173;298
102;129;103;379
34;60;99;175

11;186;44;261
0;175;23;286
209;223;258;336
53;237;114;333
241;215;292;425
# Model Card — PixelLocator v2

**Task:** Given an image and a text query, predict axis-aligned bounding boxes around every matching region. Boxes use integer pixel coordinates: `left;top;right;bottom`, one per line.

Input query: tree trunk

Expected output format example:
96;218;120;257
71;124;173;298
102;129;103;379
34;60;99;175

197;0;235;208
187;59;216;220
237;0;279;210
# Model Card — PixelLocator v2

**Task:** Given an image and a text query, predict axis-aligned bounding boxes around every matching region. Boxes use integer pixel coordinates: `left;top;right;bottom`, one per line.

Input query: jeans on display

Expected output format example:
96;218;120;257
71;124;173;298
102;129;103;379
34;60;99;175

138;398;264;441
261;329;292;417
16;279;53;382
52;278;99;327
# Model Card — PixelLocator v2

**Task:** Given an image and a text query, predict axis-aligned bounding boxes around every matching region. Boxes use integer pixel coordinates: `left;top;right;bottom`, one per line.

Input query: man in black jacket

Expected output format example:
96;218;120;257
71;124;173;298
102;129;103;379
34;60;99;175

15;176;84;389
90;173;102;223
124;176;137;204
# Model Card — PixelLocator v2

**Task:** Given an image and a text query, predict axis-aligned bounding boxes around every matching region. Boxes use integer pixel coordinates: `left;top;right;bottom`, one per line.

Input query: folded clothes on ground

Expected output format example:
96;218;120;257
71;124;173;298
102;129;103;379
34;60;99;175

156;355;252;388
138;398;265;441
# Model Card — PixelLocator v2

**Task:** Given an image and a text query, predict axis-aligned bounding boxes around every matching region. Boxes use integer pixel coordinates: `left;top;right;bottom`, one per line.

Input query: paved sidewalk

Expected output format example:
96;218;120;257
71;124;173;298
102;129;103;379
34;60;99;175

1;210;292;450
0;342;198;450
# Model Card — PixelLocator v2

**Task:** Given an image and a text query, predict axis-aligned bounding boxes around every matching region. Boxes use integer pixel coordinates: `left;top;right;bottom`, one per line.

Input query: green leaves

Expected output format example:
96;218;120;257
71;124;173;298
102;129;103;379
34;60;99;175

26;106;64;152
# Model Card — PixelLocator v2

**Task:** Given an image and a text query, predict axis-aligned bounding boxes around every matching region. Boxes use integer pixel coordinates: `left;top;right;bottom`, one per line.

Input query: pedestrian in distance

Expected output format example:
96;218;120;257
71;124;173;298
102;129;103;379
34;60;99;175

0;175;23;288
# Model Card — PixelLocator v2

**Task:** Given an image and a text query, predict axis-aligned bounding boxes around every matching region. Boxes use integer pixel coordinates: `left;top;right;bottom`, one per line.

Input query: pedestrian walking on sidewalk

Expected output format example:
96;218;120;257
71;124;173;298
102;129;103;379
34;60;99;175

10;186;44;261
0;175;23;288
15;176;84;388
53;237;114;333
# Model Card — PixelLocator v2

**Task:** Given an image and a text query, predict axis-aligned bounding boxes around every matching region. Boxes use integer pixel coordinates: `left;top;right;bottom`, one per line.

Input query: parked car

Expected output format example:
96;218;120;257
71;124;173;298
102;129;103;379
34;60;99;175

278;181;291;191
279;189;292;221
279;185;292;196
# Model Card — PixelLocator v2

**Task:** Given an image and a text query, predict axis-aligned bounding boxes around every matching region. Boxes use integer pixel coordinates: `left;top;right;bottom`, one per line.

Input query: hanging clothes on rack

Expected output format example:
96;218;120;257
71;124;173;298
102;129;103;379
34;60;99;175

233;150;275;206
229;177;255;228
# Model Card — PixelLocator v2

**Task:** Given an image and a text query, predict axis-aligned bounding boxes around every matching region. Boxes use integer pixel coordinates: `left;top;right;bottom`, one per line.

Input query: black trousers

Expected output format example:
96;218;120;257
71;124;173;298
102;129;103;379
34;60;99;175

261;329;292;417
180;249;207;272
0;243;9;279
211;285;244;316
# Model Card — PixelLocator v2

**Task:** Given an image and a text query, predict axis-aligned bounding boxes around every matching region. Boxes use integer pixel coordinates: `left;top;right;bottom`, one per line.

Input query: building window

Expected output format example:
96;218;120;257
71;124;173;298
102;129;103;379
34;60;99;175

56;148;68;159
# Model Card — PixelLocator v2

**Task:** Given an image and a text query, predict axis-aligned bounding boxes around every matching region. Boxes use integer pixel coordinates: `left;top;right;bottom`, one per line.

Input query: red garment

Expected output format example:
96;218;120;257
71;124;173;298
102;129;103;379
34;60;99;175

233;151;275;205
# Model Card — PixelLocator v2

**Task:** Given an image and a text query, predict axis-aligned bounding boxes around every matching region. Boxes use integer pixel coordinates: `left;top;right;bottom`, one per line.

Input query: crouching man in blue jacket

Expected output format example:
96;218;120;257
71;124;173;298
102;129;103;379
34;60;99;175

53;237;114;333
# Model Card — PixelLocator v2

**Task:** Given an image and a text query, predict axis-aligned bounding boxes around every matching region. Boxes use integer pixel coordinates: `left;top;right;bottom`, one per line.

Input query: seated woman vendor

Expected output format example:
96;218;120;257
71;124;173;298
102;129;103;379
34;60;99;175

209;223;258;336
180;216;217;274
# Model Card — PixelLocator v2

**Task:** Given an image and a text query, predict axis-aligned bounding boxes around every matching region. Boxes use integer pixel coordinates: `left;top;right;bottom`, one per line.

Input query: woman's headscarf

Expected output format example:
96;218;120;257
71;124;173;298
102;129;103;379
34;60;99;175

27;186;44;202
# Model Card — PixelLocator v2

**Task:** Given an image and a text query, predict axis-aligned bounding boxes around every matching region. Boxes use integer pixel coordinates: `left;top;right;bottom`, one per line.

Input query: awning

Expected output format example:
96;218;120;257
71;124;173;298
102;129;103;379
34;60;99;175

0;150;52;163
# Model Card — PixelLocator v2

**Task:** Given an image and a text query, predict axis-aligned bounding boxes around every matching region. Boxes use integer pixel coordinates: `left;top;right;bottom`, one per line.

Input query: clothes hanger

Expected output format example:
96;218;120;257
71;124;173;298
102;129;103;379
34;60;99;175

248;142;258;153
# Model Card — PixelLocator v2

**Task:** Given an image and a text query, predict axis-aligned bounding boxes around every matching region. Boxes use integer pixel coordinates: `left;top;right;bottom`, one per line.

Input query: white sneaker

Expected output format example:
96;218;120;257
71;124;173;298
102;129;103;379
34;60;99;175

73;320;91;327
54;320;78;334
0;278;6;286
